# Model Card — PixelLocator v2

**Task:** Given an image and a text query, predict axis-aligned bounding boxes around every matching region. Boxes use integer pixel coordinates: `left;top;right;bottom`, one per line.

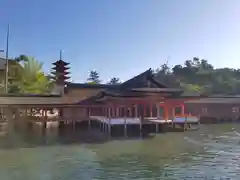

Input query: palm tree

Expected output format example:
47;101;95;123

9;55;53;94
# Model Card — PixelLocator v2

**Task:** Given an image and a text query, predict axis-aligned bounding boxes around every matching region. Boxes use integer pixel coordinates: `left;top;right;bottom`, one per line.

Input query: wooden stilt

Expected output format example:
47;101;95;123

156;104;159;133
42;109;47;136
14;108;19;131
106;107;111;133
172;105;176;129
88;107;91;130
104;119;107;133
99;120;101;131
108;107;111;136
198;115;201;128
100;108;104;131
101;107;104;132
184;115;187;131
144;104;146;117
72;108;76;132
164;105;169;122
5;107;14;135
108;120;111;136
150;104;153;117
140;116;142;137
113;106;116;117
116;107;119;117
136;105;142;137
102;121;104;132
22;108;27;132
124;115;127;137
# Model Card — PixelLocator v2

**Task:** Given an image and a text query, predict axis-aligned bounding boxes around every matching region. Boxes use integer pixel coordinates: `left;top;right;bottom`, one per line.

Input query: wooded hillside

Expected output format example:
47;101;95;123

154;57;240;95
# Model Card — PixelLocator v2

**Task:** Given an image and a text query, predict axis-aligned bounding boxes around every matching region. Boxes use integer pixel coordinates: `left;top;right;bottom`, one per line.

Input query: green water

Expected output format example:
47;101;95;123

0;124;240;179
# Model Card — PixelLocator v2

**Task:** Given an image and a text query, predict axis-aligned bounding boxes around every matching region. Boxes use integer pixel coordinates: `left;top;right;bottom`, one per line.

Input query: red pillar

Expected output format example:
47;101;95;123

116;107;119;117
150;104;153;117
144;104;146;117
113;106;116;117
129;107;132;117
181;103;185;115
164;104;169;121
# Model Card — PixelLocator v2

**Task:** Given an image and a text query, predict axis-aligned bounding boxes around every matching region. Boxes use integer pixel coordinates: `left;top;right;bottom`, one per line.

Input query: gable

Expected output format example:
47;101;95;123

119;68;169;89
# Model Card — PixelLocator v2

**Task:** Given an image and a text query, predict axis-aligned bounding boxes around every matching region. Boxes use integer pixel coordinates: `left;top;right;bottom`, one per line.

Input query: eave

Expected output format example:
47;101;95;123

67;83;119;89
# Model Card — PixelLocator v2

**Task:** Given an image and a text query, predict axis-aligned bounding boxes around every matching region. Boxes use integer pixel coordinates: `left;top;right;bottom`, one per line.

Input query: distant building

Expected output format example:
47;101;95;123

0;57;22;92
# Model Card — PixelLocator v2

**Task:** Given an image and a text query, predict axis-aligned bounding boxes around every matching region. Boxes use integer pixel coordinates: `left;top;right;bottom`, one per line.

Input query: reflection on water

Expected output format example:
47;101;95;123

0;124;240;179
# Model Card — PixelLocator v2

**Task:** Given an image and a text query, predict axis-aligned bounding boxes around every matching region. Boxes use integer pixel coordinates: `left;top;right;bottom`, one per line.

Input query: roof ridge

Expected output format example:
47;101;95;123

119;68;152;88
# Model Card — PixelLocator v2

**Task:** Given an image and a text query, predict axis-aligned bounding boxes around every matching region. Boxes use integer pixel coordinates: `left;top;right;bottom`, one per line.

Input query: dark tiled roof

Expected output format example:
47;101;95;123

52;60;70;66
67;83;119;89
68;68;179;91
77;95;104;105
0;96;62;105
101;90;147;98
119;68;169;89
185;97;240;104
131;88;183;93
77;89;163;105
76;68;184;105
0;93;63;105
0;93;61;97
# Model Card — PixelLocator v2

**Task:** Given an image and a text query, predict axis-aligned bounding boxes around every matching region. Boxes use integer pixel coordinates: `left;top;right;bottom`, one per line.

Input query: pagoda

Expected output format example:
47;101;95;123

51;51;70;85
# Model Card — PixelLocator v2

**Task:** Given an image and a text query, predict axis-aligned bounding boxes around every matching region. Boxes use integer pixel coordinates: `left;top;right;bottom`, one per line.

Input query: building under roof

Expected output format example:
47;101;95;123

76;68;184;105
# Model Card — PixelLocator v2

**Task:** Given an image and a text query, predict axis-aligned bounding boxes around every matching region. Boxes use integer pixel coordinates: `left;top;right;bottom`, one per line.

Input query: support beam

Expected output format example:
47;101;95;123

113;106;116;117
164;105;169;121
150;104;153;117
14;108;20;131
42;109;47;136
102;116;105;132
108;107;111;136
72;107;76;132
181;104;185;115
184;115;188;131
140;115;142;137
172;105;176;128
129;107;132;117
88;107;91;130
124;107;127;137
144;104;146;117
116;107;119;117
156;104;159;133
22;108;27;132
135;105;142;137
5;107;14;135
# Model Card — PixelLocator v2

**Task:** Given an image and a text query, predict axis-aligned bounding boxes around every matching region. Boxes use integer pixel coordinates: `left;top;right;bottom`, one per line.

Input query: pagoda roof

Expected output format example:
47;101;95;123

51;71;70;76
50;76;70;80
52;60;69;66
52;66;70;70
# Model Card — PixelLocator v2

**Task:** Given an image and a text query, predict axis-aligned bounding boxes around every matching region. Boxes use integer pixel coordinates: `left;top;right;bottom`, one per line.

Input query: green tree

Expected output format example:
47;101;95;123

87;70;101;84
155;57;240;95
9;55;53;94
108;77;120;84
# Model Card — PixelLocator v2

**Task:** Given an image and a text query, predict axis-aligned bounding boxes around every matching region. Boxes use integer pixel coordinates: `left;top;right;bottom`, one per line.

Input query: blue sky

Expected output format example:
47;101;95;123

0;0;240;83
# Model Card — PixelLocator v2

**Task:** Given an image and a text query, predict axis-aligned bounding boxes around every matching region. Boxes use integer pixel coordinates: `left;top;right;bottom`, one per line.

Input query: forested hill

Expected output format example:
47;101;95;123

154;57;240;95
